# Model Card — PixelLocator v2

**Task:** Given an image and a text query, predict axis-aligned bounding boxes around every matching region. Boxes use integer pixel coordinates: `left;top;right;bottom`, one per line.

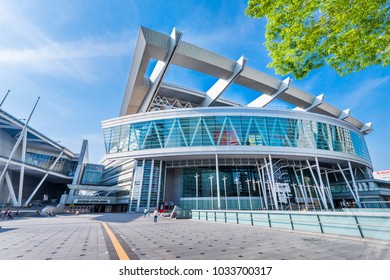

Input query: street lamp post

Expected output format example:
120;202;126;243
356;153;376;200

234;176;241;210
246;178;253;210
222;176;228;210
209;174;214;210
256;180;263;209
194;173;199;210
252;179;258;209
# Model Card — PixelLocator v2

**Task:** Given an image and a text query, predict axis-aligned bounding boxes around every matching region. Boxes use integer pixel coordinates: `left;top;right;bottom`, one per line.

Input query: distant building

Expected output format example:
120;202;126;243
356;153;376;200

63;27;390;212
373;170;390;181
0;107;85;207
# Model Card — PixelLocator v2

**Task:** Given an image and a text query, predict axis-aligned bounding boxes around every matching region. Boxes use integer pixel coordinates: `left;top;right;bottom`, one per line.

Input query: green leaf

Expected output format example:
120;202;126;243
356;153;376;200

245;0;390;79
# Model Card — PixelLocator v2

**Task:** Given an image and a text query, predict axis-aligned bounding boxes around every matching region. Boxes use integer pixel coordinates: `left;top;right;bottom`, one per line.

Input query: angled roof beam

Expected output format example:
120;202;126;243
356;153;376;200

338;108;351;120
360;122;373;134
0;124;18;129
138;28;183;113
199;56;247;107
293;94;324;112
0;90;10;108
247;77;291;107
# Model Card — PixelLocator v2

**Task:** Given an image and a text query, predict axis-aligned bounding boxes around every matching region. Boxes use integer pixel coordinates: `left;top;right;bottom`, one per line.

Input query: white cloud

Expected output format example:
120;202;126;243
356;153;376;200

341;76;390;108
0;39;132;81
0;2;133;81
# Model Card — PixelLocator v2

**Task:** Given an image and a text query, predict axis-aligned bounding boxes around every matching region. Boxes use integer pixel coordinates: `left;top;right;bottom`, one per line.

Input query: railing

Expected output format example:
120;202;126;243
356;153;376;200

191;210;390;241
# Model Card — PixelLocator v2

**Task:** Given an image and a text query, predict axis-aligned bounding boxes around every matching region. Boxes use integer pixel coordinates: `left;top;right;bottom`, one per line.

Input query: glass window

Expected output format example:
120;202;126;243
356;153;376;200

104;115;371;162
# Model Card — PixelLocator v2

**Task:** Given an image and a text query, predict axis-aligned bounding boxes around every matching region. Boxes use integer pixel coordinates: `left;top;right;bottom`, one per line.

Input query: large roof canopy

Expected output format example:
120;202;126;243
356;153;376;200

121;26;372;134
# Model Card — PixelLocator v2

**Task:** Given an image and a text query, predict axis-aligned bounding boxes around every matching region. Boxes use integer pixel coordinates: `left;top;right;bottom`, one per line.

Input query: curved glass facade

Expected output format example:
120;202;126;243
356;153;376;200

103;115;370;162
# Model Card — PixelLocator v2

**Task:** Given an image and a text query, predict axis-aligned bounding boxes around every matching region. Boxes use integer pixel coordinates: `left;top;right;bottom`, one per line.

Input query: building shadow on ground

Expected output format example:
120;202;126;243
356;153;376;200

0;227;17;233
90;212;144;223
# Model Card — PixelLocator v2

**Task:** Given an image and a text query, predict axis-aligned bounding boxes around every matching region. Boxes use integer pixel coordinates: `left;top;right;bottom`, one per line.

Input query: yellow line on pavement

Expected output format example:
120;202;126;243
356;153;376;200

101;222;130;260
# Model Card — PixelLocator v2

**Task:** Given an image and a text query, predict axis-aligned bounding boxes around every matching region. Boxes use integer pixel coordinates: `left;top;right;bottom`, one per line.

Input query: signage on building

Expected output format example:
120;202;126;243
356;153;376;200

248;134;263;146
373;170;390;181
276;183;291;204
214;130;239;145
74;199;111;204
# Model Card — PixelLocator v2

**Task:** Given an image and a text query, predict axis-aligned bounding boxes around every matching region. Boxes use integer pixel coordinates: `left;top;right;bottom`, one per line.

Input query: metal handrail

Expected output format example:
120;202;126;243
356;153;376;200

193;210;390;240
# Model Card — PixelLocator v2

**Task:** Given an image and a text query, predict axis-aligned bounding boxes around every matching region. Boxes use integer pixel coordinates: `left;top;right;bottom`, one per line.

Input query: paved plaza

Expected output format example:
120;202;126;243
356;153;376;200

1;212;390;260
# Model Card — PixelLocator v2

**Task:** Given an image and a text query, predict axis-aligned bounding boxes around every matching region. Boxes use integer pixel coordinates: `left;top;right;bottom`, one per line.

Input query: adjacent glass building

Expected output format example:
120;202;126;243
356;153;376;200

0;107;82;207
98;26;389;213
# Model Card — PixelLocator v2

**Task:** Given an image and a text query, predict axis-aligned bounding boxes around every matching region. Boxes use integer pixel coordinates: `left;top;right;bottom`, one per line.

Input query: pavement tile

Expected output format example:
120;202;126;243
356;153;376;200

2;212;390;260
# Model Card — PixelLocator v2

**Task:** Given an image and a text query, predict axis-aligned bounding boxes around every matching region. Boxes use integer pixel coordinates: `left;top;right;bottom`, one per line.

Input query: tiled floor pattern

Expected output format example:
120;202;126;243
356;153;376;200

1;213;390;260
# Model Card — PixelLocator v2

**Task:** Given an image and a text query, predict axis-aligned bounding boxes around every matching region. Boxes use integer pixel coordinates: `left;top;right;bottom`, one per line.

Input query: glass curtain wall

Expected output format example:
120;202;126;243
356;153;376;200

104;116;370;162
81;164;104;185
25;151;78;176
180;166;265;210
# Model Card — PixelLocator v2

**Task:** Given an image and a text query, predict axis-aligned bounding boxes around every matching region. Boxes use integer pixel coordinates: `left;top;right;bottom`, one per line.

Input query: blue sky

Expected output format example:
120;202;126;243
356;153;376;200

0;0;389;170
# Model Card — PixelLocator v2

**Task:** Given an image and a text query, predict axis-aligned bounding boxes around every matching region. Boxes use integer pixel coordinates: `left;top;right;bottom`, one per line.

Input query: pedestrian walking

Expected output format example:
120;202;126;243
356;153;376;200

153;209;158;224
5;209;13;220
144;208;148;217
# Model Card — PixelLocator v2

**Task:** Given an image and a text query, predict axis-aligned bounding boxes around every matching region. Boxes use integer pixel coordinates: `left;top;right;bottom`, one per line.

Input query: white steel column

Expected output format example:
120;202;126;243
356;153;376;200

163;163;167;202
348;161;362;208
136;160;146;211
291;183;301;210
0;177;5;205
129;160;138;212
306;160;328;210
17;128;28;206
5;171;18;206
0;98;40;185
245;178;253;210
337;163;360;206
315;157;329;210
299;168;311;210
215;154;221;210
156;161;163;210
256;180;263;209
200;56;247;107
252;179;258;209
146;159;155;210
267;155;279;210
248;77;291;107
222;176;228;210
294;94;324;112
139;28;183;113
234;176;241;210
276;184;283;209
312;185;323;211
324;170;335;210
263;157;276;209
306;185;316;210
194;172;199;210
293;167;309;210
209;174;214;210
260;166;268;209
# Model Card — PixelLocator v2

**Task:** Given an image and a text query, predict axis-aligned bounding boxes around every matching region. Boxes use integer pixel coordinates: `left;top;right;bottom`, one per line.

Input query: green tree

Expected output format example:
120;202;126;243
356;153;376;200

246;0;390;79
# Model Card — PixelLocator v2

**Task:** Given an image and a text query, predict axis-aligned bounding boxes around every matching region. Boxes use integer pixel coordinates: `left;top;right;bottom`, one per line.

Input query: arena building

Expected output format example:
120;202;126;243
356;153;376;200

67;27;390;213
